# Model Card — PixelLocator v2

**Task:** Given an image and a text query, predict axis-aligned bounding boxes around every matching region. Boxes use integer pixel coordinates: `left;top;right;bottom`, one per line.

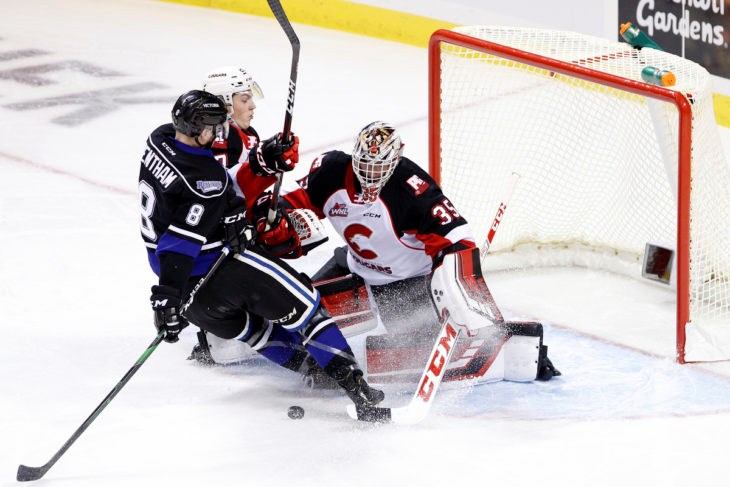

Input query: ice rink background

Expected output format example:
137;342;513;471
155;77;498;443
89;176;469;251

3;1;730;486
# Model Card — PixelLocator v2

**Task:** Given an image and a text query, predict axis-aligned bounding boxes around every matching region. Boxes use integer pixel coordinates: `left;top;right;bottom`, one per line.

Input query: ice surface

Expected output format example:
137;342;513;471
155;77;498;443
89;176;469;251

3;1;730;486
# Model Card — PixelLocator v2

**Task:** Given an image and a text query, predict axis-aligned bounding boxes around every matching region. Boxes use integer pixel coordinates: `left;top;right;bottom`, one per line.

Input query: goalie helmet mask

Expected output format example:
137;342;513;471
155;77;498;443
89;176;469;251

202;66;264;106
171;90;228;142
352;121;404;202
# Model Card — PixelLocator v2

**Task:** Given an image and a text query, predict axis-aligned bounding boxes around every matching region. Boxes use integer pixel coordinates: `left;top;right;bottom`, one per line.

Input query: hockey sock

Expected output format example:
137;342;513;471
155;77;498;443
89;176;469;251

256;325;308;371
299;306;356;371
303;325;354;369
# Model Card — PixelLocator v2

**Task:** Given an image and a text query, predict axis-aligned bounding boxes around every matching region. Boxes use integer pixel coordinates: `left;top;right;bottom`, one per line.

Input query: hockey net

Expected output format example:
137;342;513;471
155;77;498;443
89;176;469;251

429;26;730;363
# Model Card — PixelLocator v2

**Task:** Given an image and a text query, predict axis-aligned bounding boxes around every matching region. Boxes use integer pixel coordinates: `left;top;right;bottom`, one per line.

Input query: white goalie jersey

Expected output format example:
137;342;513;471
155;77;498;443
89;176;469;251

282;150;475;285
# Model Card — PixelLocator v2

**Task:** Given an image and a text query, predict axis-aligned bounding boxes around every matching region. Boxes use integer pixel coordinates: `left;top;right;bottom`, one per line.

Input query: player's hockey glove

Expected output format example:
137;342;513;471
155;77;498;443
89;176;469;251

252;193;302;259
252;132;299;176
150;285;186;343
223;196;256;254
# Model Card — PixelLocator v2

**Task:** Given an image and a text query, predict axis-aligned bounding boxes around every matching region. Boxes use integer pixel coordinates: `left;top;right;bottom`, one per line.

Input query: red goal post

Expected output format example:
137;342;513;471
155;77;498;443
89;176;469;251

428;26;730;363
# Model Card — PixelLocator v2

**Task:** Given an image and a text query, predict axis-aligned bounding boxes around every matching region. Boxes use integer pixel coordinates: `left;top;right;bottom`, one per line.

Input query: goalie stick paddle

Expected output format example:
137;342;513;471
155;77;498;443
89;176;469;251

17;332;165;482
347;314;462;425
266;0;300;226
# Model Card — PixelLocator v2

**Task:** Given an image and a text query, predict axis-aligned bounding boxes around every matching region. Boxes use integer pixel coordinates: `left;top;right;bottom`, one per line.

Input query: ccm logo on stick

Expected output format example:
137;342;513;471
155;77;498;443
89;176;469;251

417;322;458;401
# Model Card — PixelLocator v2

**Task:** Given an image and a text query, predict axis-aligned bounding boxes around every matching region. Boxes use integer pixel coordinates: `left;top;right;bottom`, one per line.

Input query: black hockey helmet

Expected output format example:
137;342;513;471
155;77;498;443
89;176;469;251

171;90;228;137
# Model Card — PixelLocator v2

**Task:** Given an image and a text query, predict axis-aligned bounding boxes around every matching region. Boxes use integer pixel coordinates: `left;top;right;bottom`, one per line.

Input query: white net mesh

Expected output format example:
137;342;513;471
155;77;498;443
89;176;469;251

435;26;730;361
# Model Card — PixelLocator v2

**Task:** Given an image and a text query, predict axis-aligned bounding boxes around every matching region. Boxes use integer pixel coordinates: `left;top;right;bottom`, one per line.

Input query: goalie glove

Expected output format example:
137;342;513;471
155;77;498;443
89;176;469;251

287;208;329;254
251;132;299;176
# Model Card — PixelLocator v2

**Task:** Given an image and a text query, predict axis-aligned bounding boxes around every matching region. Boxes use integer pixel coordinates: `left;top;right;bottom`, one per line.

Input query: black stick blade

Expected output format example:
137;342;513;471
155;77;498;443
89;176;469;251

355;405;392;423
17;464;48;482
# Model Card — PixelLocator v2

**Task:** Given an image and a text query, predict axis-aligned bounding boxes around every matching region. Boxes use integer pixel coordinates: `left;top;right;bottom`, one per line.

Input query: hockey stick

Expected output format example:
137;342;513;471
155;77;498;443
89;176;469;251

348;172;520;424
347;313;462;424
17;248;230;482
480;171;520;259
17;331;165;482
266;0;300;226
181;246;229;315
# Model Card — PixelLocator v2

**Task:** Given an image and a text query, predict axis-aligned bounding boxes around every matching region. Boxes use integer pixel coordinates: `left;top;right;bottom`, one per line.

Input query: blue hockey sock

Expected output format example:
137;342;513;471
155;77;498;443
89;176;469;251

303;322;354;369
254;325;306;371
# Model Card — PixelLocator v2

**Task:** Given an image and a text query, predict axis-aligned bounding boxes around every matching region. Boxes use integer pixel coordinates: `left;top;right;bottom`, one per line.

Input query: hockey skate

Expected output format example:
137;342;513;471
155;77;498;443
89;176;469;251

335;368;385;407
187;331;216;366
301;356;341;390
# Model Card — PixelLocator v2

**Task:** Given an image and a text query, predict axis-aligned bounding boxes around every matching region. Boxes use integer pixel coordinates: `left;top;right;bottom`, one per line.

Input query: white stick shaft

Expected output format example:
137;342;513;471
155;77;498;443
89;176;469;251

480;171;521;260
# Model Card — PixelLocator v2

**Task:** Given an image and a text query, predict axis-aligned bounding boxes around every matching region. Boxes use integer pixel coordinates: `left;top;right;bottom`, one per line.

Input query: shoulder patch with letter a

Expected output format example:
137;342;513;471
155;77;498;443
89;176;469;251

406;174;429;196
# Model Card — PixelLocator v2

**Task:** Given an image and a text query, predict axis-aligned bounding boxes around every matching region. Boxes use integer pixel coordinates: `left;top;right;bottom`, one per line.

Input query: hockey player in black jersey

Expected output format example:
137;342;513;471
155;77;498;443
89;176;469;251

138;90;384;408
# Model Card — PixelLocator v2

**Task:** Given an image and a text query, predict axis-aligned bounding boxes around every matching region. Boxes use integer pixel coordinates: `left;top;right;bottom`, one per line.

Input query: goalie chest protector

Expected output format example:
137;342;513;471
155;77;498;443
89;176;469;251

295;150;473;286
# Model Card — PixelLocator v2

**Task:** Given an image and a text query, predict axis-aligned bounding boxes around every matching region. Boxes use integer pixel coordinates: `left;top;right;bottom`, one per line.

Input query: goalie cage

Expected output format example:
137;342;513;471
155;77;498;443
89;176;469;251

429;26;730;363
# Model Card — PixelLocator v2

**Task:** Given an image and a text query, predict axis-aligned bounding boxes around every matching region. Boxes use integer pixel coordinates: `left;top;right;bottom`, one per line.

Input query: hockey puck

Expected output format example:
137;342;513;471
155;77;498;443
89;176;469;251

288;405;305;420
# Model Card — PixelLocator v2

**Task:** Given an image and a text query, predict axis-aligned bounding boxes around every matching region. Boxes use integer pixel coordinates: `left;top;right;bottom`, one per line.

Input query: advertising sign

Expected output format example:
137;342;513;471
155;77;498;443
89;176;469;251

618;0;730;78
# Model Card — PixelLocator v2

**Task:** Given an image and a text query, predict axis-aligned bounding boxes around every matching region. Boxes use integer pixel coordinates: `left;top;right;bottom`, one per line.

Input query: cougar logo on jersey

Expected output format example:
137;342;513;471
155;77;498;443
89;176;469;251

196;180;223;193
344;224;377;259
406;174;429;196
329;203;349;217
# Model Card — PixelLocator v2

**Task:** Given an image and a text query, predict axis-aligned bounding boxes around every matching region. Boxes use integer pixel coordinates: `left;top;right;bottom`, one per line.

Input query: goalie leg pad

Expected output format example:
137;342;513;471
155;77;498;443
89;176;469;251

501;321;543;382
430;248;503;332
314;273;377;338
366;326;509;384
370;274;438;336
365;321;550;384
502;334;541;382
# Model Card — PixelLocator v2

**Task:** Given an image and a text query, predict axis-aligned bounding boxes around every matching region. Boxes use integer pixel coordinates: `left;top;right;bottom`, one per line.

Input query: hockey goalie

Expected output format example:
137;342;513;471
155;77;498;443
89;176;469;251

191;121;559;389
